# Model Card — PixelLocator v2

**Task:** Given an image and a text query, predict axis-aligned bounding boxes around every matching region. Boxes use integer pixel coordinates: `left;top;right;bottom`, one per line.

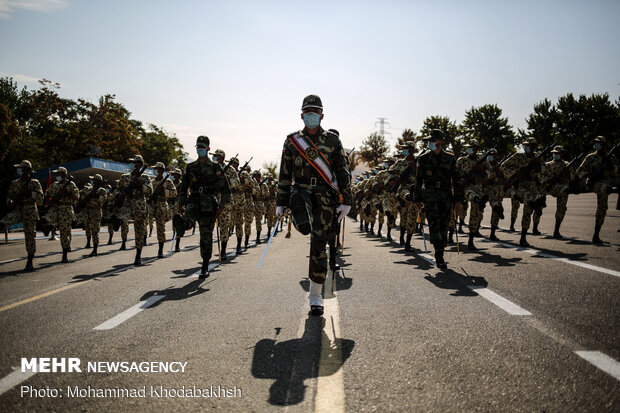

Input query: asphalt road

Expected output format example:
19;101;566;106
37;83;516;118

0;193;618;412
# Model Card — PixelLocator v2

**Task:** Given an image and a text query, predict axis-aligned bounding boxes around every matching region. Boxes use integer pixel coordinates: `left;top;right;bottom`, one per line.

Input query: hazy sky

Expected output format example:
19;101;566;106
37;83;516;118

1;0;619;169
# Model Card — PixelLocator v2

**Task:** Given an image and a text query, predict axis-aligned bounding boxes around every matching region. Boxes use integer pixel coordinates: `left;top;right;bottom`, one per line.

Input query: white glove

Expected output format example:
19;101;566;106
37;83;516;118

336;204;351;223
276;206;285;217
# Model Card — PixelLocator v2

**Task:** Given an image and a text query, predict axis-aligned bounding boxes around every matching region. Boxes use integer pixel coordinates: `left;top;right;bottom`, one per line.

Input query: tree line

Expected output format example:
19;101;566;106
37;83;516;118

359;95;620;168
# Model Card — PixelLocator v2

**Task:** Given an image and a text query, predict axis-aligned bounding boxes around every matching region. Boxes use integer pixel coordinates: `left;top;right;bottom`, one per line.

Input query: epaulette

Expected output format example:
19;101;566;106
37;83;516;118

287;131;301;139
326;129;339;139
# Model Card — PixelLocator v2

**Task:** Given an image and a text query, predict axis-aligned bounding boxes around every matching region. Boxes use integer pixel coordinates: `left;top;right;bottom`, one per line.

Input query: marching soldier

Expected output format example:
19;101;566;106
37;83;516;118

0;160;44;271
75;181;93;248
212;149;237;260
576;136;619;244
114;155;153;265
392;141;418;249
174;135;230;278
149;162;177;258
240;168;255;248
228;158;246;253
484;149;506;241
264;175;278;236
412;129;463;269
102;184;115;245
169;168;183;252
276;94;353;316
252;170;266;244
42;166;79;263
456;139;487;251
80;174;108;256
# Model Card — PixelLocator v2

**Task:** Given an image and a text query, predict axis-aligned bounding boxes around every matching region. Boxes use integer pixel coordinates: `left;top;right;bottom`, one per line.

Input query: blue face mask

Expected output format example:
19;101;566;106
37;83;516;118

384;162;389;169
487;155;494;162
524;145;531;154
553;154;561;160
594;143;602;151
466;148;474;155
428;141;437;151
16;167;23;177
90;180;94;186
303;112;321;129
402;149;409;156
56;176;63;182
212;156;218;162
197;148;208;158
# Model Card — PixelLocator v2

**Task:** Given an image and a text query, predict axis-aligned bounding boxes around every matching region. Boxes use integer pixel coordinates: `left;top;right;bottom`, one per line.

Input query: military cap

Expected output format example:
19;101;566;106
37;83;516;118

524;137;537;145
212;149;225;158
252;169;261;176
594;136;606;143
396;140;416;149
14;160;32;169
89;174;104;181
487;148;498;155
423;129;444;141
466;139;480;147
196;135;210;147
301;94;323;110
229;157;239;164
128;155;145;164
53;166;68;175
150;161;165;169
551;145;565;153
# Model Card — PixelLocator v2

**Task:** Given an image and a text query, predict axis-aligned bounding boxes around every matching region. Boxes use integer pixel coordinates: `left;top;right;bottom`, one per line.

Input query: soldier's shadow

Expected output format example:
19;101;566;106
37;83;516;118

457;246;523;267
393;254;434;271
139;278;211;307
424;267;488;297
70;263;130;283
251;317;355;406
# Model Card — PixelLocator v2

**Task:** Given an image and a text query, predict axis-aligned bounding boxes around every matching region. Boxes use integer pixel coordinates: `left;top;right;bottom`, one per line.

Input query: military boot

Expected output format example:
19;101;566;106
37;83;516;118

221;241;228;261
61;248;69;263
149;226;153;237
399;228;406;245
89;243;98;257
386;227;392;241
107;233;113;245
364;222;369;232
85;235;91;249
448;228;454;244
370;223;375;235
519;229;530;248
256;231;262;244
175;237;181;252
509;217;516;232
553;220;563;239
435;247;447;269
192;223;196;235
489;226;499;241
134;248;142;266
404;233;414;252
245;234;250;248
143;235;147;245
458;221;465;234
120;240;127;250
377;223;383;238
267;227;272;238
158;242;164;259
25;254;34;272
532;223;541;236
236;236;242;253
592;223;603;244
199;262;209;279
493;204;505;220
468;232;477;251
359;220;364;231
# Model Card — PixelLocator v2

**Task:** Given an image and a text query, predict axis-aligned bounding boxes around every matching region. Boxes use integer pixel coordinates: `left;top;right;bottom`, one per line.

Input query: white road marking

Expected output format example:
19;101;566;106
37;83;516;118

0;368;37;396
315;297;345;413
93;295;165;330
575;351;620;381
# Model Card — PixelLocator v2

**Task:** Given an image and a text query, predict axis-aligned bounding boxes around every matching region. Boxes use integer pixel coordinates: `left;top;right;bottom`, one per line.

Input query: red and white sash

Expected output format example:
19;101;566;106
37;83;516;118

288;132;339;192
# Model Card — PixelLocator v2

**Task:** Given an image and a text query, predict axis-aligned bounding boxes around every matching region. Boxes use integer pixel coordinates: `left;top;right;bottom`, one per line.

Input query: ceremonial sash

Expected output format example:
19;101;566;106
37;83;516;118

288;132;339;192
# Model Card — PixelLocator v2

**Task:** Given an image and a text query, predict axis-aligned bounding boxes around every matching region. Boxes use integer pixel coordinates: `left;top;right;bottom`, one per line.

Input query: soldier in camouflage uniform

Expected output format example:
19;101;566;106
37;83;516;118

252;170;267;243
392;141;418;249
240;168;256;248
228;158;246;253
276;94;352;316
576;136;619;244
79;174;108;256
174;135;230;278
42;166;79;263
500;137;546;247
149;162;177;258
412;129;463;268
168;168;183;252
75;181;93;248
0;160;44;271
101;184;115;245
264;174;278;236
212;149;237;260
114;155;153;265
483;149;506;241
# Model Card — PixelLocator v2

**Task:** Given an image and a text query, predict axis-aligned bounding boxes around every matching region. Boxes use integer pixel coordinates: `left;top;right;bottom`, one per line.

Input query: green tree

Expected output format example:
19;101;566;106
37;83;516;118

461;104;517;157
262;161;278;178
419;116;464;155
394;128;420;153
359;132;390;168
141;124;187;169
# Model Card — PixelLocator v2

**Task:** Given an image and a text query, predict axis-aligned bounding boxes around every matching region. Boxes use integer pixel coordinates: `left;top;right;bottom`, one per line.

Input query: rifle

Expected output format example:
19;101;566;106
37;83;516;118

585;143;619;188
6;172;34;213
114;165;148;208
75;183;105;213
240;157;254;174
223;153;239;173
44;176;75;208
460;148;495;187
149;172;170;204
503;141;557;190
544;152;585;192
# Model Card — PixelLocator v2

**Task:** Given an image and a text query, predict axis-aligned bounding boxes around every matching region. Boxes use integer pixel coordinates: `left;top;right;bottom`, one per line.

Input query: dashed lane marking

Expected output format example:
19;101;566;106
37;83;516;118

0;368;37;397
575;351;620;382
93;295;165;330
315;296;345;413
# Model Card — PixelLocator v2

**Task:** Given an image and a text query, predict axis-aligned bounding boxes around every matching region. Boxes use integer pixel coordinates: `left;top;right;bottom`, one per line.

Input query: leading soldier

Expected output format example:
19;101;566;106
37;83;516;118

175;135;231;278
276;94;352;316
412;129;463;269
0;160;44;271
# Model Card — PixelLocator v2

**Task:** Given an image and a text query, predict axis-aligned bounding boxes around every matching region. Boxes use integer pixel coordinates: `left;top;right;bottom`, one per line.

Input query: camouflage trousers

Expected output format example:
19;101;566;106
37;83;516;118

231;193;245;238
43;205;75;250
147;206;155;233
405;201;419;234
381;194;398;227
254;200;264;234
453;200;468;224
593;182;612;227
243;195;254;237
83;207;102;245
116;199;148;249
510;197;521;222
218;202;233;243
75;209;90;237
487;185;505;227
398;199;408;230
152;201;170;243
265;199;277;228
121;221;129;241
1;204;38;254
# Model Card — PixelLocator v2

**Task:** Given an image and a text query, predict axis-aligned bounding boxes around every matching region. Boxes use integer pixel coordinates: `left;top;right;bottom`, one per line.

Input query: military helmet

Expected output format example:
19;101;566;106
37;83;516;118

594;136;606;143
551;145;565;153
89;174;104;181
212;149;225;158
53;166;68;175
328;128;339;136
14;160;32;169
150;161;165;169
128;155;145;165
196;135;210;147
397;140;416;149
252;169;261;176
301;94;323;110
468;139;480;147
172;168;182;175
524;137;537;146
229;157;239;164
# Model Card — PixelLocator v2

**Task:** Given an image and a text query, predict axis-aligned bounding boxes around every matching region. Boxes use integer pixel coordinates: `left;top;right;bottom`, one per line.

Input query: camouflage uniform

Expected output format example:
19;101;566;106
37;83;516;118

176;136;230;276
456;140;486;249
390;145;418;248
264;178;278;231
240;170;256;246
1;161;44;270
149;163;177;257
80;175;107;255
227;159;245;252
43;167;79;257
252;171;266;242
412;130;463;268
75;183;93;245
536;146;574;238
576;136;619;243
114;156;153;264
483;149;506;240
